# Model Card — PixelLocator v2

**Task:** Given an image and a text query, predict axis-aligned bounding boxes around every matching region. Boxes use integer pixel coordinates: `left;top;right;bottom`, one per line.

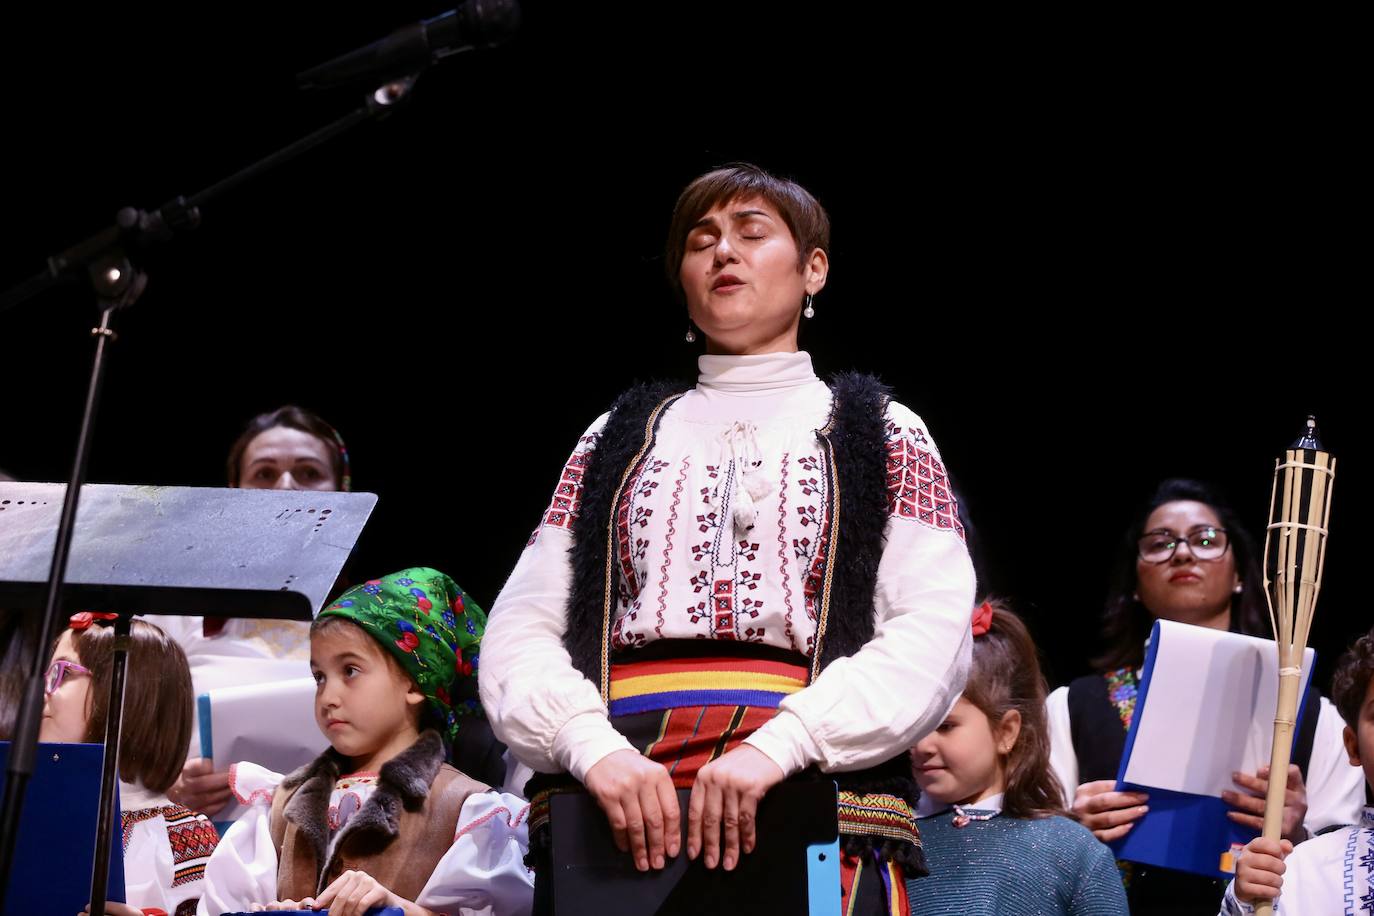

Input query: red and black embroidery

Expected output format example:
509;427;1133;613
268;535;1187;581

121;805;219;888
534;434;600;542
654;458;689;638
885;422;964;541
165;806;219;887
775;452;799;646
120;807;162;852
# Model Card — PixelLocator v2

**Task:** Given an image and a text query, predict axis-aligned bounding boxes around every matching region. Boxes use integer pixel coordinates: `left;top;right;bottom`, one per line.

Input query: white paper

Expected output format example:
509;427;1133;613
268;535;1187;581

200;676;324;820
1122;620;1316;797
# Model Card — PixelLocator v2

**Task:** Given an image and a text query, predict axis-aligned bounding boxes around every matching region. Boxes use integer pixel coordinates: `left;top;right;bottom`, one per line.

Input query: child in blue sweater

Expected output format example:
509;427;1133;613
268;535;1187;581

907;601;1127;915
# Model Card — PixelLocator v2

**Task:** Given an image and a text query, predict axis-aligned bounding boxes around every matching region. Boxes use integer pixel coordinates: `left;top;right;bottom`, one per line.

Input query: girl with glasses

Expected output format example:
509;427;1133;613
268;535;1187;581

40;613;219;916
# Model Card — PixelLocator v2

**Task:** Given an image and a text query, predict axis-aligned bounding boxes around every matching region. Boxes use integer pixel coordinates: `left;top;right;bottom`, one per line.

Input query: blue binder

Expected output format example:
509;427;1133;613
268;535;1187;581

0;741;126;915
1108;621;1315;879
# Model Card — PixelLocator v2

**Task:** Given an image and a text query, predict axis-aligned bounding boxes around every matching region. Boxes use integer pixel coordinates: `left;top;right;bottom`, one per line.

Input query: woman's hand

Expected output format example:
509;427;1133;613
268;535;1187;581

687;744;784;871
169;757;231;817
1234;836;1293;904
1070;779;1150;842
584;749;681;872
1223;764;1308;844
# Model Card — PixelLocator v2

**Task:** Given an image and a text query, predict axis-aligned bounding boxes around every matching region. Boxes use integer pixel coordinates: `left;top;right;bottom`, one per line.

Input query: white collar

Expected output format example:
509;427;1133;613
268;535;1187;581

119;779;173;813
696;351;818;397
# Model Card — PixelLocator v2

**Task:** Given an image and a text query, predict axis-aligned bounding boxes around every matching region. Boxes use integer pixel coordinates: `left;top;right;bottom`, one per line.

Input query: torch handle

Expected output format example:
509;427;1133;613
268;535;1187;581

1254;671;1302;916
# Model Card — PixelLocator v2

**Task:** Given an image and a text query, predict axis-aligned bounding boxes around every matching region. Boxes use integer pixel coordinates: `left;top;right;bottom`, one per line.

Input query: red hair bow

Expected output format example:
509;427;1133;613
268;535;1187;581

971;601;994;637
69;611;118;631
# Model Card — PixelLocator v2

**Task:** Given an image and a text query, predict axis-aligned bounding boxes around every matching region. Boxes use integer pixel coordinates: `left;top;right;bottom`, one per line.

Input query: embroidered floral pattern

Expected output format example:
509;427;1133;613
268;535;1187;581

1104;667;1140;732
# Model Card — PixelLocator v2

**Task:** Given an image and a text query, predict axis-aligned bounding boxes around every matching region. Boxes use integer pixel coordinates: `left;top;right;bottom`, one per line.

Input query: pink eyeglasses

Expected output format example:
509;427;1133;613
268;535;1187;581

44;660;92;695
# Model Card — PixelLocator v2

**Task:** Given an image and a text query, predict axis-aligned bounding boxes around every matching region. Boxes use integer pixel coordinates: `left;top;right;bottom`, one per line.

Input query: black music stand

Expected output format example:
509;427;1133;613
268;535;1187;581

0;481;377;912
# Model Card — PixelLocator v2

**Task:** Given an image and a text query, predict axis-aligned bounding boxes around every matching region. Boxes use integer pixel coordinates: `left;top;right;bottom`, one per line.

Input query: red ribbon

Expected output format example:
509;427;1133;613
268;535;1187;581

971;601;994;637
69;611;118;631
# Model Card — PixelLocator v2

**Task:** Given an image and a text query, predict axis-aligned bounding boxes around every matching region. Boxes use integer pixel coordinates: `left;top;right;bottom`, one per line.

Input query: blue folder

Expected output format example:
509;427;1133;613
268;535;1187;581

0;741;126;915
1108;621;1315;879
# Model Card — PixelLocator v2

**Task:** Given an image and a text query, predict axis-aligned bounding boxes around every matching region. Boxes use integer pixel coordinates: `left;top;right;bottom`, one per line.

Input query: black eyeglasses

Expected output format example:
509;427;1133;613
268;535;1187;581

1137;526;1230;563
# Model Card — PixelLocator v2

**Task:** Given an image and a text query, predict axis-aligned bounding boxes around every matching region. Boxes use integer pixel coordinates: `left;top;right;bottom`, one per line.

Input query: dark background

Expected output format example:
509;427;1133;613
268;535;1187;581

1;6;1364;690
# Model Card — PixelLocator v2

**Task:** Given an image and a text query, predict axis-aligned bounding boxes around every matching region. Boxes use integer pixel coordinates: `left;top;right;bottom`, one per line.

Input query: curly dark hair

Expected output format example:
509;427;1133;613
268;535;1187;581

1332;627;1374;731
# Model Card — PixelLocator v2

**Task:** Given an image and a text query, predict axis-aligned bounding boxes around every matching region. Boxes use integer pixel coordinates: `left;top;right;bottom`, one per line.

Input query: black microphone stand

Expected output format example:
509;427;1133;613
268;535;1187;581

0;73;420;916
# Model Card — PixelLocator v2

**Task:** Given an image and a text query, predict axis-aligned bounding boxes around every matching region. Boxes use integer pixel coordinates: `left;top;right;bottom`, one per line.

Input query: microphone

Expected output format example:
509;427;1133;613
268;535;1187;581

297;0;521;90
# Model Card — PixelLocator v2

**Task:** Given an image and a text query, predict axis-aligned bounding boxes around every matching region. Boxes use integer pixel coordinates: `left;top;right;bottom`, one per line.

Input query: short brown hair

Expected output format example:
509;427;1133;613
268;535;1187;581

1332;626;1374;731
74;619;193;794
226;405;349;490
663;163;830;302
961;600;1066;818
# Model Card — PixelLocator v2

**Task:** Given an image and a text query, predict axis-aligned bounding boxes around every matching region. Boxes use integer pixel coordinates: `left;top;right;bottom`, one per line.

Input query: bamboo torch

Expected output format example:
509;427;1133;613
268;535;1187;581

1255;416;1335;916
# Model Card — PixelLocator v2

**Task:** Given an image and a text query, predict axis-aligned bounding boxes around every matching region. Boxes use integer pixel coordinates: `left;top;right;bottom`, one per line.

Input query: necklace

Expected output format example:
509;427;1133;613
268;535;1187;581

951;803;998;829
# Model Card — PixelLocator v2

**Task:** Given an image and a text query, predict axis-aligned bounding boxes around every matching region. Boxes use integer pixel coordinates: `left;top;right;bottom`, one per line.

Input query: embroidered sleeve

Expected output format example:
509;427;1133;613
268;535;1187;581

883;403;964;539
416;790;535;916
196;785;281;916
227;761;284;808
163;806;219;889
528;413;610;545
120;806;221;916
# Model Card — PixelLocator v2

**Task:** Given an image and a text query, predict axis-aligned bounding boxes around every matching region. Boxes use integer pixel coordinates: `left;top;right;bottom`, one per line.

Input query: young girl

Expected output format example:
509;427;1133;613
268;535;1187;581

198;567;533;916
40;613;220;916
907;601;1128;915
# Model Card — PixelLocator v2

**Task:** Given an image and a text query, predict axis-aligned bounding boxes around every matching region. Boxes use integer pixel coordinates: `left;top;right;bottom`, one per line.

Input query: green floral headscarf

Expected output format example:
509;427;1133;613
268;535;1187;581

319;566;486;747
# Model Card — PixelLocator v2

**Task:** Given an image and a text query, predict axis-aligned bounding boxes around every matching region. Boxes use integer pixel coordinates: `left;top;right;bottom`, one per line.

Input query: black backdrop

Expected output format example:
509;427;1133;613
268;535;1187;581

2;5;1365;691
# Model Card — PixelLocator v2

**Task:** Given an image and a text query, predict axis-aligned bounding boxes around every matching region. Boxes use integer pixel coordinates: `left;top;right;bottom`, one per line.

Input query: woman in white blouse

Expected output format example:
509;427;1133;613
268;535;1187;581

479;163;976;914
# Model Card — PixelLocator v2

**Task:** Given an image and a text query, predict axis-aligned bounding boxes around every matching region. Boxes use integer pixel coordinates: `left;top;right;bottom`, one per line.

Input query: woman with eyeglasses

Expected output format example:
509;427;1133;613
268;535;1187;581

1045;478;1364;915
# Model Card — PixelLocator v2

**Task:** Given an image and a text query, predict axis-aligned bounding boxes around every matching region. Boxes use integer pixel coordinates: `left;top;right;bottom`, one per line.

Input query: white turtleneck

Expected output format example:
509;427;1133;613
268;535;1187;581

480;352;974;782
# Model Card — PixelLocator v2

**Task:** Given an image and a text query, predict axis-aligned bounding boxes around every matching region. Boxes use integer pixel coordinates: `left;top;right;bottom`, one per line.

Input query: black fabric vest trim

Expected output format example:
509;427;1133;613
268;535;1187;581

564;379;689;687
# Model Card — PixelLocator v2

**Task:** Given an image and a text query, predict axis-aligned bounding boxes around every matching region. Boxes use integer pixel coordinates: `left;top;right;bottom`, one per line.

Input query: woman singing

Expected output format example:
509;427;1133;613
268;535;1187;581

480;163;975;914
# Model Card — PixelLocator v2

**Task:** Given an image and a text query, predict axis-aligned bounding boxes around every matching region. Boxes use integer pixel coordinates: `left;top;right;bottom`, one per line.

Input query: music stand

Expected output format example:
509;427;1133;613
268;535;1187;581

0;481;376;912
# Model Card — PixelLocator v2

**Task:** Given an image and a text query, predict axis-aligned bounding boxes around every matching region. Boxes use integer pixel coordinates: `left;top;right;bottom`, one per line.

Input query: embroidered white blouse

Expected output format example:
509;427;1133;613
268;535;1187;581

120;780;219;916
479;351;976;783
